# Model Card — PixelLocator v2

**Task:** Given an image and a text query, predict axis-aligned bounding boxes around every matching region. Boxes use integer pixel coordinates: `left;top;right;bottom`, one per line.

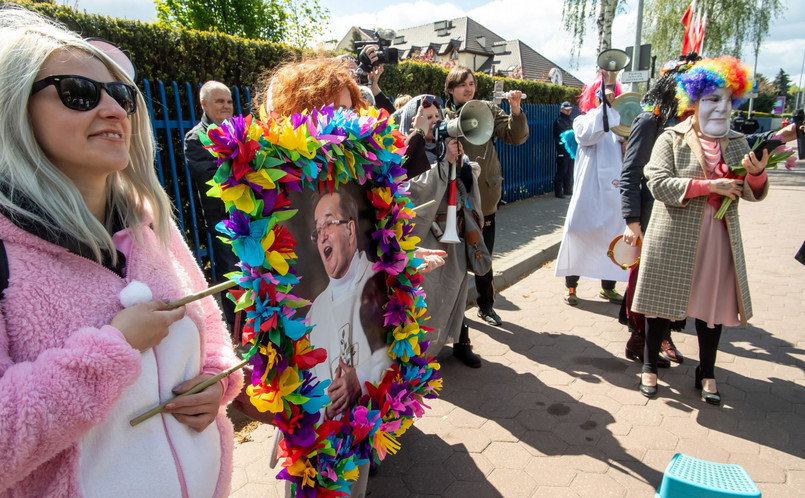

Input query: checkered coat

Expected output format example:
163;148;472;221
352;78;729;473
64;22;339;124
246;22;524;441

632;118;768;325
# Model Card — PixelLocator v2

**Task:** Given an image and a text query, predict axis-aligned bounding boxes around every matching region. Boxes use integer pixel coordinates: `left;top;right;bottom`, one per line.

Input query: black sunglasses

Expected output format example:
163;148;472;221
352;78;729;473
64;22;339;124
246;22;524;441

31;74;138;115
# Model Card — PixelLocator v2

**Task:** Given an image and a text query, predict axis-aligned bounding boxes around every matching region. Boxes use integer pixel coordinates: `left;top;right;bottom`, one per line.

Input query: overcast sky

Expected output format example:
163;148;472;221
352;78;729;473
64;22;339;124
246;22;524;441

72;0;805;93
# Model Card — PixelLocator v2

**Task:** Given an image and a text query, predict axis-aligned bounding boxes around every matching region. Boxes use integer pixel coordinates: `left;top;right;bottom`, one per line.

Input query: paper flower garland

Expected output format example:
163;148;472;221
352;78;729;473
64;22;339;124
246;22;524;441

201;105;442;496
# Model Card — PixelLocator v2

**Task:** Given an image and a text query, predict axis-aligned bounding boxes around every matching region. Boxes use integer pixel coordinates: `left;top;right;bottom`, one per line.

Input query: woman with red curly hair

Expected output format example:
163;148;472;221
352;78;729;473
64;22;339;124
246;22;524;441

632;56;769;404
262;58;367;117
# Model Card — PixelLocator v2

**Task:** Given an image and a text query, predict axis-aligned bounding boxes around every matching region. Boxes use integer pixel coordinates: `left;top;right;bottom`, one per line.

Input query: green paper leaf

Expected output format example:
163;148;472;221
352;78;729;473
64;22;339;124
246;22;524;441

213;162;232;184
272;208;298;222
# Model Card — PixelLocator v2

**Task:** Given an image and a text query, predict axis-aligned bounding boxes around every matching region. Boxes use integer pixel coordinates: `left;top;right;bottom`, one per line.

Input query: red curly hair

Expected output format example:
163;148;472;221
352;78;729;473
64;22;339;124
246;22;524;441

263;58;367;117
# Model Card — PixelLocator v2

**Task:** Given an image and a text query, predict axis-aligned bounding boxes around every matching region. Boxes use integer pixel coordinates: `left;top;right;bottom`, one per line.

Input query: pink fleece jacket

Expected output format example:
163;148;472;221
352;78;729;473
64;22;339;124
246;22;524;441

0;214;243;497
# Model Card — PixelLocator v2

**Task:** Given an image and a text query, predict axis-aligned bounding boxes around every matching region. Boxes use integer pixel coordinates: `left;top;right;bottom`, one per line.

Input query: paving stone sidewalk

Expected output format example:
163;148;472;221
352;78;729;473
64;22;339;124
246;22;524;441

230;167;805;497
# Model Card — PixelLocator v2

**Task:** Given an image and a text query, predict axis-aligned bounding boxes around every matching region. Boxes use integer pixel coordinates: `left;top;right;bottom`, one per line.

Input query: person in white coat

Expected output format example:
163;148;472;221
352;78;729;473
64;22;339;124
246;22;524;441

554;75;628;305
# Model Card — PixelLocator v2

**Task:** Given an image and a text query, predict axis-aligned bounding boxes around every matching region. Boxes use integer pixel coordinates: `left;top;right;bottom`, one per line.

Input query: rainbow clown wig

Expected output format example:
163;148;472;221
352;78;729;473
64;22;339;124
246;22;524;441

577;73;623;113
675;55;752;114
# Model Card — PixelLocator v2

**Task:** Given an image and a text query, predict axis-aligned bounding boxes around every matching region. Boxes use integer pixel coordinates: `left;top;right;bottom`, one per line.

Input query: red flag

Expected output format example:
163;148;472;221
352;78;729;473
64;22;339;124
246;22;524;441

681;0;706;55
681;1;695;54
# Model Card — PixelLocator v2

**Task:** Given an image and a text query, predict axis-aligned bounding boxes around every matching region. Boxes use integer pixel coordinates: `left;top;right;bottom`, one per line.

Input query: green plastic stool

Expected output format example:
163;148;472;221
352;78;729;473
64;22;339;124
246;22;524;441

656;453;761;497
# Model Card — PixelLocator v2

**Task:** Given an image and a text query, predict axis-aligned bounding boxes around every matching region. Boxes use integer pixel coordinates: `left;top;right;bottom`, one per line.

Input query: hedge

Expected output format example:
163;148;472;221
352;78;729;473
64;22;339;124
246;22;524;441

12;0;580;104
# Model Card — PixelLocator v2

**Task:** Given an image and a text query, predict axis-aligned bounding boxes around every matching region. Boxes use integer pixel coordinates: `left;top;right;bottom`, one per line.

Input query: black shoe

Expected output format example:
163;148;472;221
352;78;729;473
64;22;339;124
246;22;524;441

555;193;565;199
477;308;503;326
639;381;658;398
453;342;482;368
695;366;721;405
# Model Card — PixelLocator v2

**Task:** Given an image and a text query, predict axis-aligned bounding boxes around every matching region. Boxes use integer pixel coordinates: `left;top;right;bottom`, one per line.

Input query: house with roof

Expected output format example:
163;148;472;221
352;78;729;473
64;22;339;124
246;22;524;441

334;17;583;88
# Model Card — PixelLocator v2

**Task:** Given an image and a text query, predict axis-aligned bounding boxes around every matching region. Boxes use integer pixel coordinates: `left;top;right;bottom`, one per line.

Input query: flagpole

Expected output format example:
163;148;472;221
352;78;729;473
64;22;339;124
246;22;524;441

630;0;644;93
748;0;763;115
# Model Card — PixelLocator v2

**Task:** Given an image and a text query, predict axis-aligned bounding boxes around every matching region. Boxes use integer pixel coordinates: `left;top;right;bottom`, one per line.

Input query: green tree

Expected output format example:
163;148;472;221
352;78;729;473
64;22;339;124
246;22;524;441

773;68;791;96
738;73;775;113
562;0;626;65
155;0;329;46
643;0;787;65
280;0;330;48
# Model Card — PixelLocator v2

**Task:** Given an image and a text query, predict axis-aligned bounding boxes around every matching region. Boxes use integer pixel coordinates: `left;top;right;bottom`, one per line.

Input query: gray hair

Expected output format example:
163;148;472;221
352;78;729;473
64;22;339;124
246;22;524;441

0;7;173;262
200;80;231;103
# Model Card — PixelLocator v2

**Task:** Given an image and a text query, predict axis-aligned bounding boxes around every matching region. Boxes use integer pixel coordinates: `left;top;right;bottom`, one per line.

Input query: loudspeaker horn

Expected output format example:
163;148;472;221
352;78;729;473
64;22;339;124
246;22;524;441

597;48;631;73
440;100;495;145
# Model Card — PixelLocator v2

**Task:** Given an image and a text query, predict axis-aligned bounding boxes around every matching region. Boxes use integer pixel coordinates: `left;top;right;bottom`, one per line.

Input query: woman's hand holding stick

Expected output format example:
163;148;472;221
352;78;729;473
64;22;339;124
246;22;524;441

129;280;244;427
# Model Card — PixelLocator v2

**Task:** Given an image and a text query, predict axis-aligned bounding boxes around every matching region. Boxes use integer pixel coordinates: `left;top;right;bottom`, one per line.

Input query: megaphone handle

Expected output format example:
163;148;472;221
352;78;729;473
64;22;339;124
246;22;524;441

602;97;610;133
436;139;446;162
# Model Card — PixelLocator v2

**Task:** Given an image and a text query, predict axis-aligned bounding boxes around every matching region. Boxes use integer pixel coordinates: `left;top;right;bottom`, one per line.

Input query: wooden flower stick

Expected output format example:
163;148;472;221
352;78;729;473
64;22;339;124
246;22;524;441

129;279;245;427
412;199;436;212
130;358;248;426
165;280;238;309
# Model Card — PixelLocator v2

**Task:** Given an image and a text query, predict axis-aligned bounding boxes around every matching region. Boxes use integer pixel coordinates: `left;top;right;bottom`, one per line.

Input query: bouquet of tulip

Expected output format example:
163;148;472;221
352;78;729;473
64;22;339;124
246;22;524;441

713;138;796;219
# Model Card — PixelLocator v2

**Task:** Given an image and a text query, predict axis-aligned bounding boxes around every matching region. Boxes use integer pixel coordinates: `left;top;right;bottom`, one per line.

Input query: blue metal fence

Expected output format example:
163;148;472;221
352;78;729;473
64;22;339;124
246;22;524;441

143;81;567;277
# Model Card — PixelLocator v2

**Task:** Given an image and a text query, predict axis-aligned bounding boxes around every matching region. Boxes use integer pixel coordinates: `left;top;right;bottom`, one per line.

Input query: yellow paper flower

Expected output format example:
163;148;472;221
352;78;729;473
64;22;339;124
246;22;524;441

220;184;255;213
287;457;318;488
258;343;279;383
246;366;303;413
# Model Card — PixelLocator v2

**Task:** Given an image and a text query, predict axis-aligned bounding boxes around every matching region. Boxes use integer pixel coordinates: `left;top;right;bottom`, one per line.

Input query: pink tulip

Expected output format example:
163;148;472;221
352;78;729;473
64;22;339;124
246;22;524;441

785;154;797;170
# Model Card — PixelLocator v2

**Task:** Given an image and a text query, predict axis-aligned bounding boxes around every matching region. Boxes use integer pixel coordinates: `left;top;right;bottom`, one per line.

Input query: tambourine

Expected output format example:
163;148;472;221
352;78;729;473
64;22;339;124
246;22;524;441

607;235;641;269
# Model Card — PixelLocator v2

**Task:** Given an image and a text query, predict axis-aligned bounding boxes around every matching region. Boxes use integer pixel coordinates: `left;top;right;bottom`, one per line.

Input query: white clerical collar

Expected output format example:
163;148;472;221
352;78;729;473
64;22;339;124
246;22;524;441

328;250;361;294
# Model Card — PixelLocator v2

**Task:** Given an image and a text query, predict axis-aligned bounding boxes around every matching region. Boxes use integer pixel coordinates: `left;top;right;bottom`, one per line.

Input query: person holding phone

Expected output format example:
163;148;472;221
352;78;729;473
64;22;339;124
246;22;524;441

632;56;768;405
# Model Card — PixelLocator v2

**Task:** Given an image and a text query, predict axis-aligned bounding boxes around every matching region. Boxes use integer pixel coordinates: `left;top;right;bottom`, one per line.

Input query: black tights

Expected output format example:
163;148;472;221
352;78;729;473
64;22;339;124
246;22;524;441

643;318;722;377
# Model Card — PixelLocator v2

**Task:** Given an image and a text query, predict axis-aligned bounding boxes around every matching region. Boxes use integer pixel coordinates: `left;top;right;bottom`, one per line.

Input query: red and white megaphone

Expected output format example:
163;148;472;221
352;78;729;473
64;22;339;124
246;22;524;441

436;100;494;244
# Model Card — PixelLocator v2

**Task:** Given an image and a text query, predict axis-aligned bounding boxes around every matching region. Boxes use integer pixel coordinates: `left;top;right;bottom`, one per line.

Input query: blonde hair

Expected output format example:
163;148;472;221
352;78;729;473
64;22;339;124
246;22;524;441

0;7;173;263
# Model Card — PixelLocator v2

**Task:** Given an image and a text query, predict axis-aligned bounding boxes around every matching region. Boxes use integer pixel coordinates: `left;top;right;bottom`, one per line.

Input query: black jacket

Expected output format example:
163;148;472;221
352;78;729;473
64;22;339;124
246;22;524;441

620;112;661;230
553;113;573;154
183;113;227;229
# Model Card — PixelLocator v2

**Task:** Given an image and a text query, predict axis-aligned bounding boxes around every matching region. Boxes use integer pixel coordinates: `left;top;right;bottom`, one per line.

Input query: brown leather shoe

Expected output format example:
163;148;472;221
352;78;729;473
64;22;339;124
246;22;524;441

661;333;684;364
625;333;670;368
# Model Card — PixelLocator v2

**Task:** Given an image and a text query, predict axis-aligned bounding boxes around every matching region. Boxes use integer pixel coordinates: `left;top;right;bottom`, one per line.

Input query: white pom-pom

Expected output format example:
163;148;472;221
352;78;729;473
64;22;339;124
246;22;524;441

119;280;153;308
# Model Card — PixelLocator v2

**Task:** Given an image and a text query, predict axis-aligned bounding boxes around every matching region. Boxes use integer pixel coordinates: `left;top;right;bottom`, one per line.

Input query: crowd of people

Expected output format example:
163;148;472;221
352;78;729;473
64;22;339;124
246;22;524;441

2;5;803;497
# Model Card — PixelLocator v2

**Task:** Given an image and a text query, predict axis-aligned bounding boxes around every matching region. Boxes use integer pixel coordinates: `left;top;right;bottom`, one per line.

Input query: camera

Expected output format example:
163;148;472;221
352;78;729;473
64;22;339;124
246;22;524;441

354;29;400;75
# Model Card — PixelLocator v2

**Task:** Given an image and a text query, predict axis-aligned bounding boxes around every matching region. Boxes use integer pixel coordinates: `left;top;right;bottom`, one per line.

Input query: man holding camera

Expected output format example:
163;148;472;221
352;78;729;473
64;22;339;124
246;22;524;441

443;66;529;357
338;43;397;114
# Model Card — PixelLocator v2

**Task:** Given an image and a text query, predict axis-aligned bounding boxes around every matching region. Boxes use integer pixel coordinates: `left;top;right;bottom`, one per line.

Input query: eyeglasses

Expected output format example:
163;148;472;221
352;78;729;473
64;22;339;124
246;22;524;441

310;218;350;243
31;74;138;115
421;96;443;108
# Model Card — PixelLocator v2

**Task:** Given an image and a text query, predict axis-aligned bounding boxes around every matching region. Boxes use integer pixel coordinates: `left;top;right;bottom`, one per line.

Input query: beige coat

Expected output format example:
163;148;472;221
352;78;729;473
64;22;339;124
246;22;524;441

446;101;529;216
632;118;768;325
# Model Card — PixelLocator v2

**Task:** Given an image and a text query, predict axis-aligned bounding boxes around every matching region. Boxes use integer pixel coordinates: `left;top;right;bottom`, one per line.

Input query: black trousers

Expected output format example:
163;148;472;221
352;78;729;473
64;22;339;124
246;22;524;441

643;317;721;376
554;155;574;196
565;275;616;291
475;213;497;311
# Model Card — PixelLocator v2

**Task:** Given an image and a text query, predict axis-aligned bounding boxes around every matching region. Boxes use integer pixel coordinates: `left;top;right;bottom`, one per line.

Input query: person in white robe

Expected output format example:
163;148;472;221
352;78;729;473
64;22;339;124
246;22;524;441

555;77;628;306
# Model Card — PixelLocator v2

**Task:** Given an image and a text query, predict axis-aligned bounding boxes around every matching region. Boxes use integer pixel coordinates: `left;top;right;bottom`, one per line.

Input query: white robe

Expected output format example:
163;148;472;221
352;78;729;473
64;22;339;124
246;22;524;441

554;105;628;282
307;251;392;395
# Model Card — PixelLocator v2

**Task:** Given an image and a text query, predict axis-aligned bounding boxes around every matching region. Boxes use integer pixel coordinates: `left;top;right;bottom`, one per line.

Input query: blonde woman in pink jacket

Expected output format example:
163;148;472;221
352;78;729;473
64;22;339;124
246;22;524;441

0;8;242;497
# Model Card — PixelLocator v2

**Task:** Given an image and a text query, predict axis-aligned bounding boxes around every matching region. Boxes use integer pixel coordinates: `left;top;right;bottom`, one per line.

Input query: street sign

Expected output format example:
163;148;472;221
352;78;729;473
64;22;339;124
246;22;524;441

621;70;650;83
747;92;759;99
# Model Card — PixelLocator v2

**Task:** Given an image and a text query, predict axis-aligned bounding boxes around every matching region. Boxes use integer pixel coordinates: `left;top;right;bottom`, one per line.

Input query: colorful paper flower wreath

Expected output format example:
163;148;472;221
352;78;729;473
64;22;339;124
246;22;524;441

199;105;442;496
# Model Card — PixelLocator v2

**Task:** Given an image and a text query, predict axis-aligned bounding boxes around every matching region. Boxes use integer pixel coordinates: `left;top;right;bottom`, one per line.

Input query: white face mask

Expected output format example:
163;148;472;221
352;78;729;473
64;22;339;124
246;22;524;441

696;87;732;138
